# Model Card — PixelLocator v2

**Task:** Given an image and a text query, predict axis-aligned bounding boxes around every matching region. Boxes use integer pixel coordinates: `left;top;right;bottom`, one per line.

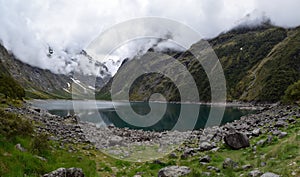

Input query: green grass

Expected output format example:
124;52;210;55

102;111;300;177
1;103;299;176
0;109;98;177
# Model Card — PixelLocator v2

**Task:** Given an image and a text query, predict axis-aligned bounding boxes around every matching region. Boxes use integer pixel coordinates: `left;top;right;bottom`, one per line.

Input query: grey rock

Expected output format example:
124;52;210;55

15;143;26;152
287;118;296;123
260;162;267;167
274;120;287;128
109;136;123;146
43;167;84;177
180;153;188;159
199;141;215;151
210;147;220;152
223;158;238;169
207;166;220;172
256;139;266;146
242;164;253;170
267;135;273;143
224;132;250;150
158;166;191;177
248;169;262;177
272;130;281;136
201;172;211;176
169;152;177;158
199;155;211;163
278;132;287;138
260;172;280;177
34;155;47;161
183;148;198;156
252;128;261;137
153;159;164;165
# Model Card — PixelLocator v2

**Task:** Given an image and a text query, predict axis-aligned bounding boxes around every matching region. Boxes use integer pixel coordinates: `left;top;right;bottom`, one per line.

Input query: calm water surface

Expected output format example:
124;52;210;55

30;100;256;131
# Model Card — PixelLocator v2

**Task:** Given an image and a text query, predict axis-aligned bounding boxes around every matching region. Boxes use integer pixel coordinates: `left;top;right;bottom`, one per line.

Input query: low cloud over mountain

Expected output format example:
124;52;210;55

0;0;300;75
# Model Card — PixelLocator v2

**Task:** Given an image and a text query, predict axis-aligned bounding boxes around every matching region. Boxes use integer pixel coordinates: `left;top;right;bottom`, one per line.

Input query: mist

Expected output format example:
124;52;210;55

0;0;300;75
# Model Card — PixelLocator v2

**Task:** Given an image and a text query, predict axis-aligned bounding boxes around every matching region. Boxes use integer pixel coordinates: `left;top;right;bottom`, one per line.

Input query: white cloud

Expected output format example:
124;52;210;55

0;0;299;74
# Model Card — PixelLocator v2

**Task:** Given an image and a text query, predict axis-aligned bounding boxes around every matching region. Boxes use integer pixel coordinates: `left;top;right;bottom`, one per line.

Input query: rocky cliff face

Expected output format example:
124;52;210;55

0;44;111;99
98;24;300;103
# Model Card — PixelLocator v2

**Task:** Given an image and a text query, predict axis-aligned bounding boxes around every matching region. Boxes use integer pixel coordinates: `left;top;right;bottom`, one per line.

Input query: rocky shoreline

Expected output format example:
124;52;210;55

80;104;299;161
4;102;300;176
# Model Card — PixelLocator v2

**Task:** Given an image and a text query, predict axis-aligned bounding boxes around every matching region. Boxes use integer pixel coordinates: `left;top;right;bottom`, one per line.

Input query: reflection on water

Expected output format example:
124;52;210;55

30;100;255;131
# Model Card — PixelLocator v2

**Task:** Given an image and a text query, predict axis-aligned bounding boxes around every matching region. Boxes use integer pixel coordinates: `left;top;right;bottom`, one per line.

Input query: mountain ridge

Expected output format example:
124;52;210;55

97;25;300;103
0;44;111;99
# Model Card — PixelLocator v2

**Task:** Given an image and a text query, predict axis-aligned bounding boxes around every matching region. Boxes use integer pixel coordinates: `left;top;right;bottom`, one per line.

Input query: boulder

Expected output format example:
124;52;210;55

248;169;262;177
207;166;220;172
108;136;123;146
169;152;177;158
199;141;215;151
278;132;287;138
43;167;84;177
223;158;238;169
199;155;211;163
252;128;261;137
271;130;281;136
260;162;267;167
158;166;191;177
260;172;280;177
242;164;253;170
224;132;250;150
256;139;266;146
274;120;287;128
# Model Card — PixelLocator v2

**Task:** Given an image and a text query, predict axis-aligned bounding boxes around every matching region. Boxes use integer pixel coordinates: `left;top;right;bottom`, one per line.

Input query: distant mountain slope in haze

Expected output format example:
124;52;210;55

98;24;300;103
0;44;111;99
0;44;72;98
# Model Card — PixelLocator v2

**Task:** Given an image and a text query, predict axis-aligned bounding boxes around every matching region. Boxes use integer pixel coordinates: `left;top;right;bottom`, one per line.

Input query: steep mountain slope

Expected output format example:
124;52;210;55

98;25;300;103
236;26;300;101
0;44;110;99
0;59;25;99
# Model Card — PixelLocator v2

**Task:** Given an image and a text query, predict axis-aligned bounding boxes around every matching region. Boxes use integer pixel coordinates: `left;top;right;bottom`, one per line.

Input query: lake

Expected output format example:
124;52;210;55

30;100;256;131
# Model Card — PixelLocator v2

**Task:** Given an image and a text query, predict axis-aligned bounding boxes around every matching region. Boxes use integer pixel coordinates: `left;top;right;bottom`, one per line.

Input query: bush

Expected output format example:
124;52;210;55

0;75;25;100
0;109;33;139
283;80;300;104
31;133;49;155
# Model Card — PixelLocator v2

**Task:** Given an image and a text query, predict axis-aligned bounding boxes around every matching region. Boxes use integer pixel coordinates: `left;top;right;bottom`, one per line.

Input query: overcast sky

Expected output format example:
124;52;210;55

0;0;300;74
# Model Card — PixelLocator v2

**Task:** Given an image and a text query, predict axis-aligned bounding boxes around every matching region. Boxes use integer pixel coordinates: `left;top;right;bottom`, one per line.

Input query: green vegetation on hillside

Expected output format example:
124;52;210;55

0;44;74;100
98;25;300;103
87;110;300;177
0;109;97;177
283;80;300;104
0;61;25;100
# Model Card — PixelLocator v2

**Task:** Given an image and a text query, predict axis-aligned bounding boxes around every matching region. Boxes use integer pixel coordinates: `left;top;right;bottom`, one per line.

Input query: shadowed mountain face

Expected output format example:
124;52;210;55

0;58;25;99
0;44;111;99
98;25;300;103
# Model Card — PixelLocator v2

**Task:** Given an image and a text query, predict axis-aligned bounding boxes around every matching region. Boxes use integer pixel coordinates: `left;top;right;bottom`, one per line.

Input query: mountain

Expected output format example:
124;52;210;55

98;24;300;103
0;58;25;100
0;44;111;99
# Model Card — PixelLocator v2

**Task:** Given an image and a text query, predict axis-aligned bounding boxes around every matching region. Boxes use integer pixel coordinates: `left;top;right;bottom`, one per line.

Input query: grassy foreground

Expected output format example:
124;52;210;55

98;115;300;177
0;101;299;176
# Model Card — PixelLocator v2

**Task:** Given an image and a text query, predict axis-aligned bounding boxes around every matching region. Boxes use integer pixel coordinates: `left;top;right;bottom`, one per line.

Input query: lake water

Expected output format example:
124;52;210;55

30;100;256;131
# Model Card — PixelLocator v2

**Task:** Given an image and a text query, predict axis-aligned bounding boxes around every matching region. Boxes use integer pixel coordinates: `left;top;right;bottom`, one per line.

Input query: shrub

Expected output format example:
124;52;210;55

0;75;25;100
283;80;300;104
0;109;33;139
31;133;49;155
